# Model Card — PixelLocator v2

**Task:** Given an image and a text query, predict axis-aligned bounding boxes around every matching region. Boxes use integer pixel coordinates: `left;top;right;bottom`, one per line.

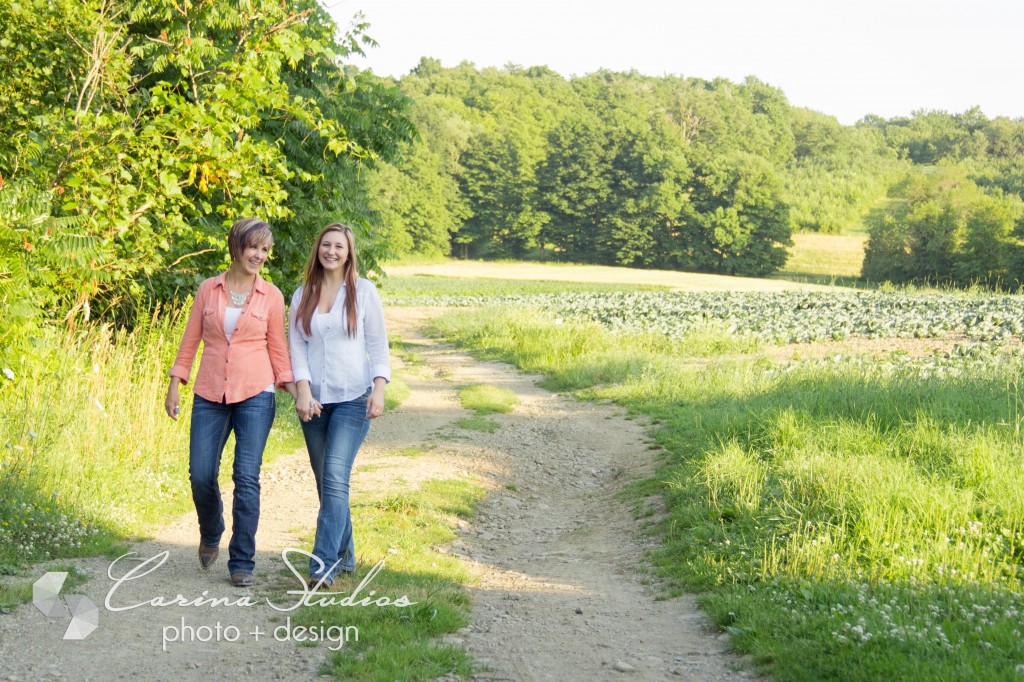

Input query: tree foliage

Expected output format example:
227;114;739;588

0;0;413;354
370;61;1024;287
377;66;798;275
8;6;1024;351
862;167;1024;287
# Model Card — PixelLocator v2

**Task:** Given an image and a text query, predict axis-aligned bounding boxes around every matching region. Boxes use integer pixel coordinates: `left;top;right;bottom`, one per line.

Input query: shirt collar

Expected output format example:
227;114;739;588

212;270;268;294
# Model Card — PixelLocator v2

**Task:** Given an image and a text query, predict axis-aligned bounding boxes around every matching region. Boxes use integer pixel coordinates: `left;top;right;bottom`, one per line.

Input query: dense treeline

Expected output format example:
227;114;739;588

369;61;870;274
364;59;906;265
861;112;1024;287
0;0;414;354
367;60;1024;287
6;1;1024;359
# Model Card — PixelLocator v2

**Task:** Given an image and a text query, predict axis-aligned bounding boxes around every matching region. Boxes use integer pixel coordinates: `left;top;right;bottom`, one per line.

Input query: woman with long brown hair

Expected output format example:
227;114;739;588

289;223;390;588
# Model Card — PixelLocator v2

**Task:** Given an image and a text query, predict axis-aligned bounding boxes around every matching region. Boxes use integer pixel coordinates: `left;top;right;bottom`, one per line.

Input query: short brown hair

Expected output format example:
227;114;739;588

227;218;273;263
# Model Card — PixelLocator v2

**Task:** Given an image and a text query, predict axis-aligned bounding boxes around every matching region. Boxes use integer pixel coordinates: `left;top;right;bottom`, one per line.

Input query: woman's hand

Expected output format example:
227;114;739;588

295;383;320;422
165;380;181;420
366;380;386;419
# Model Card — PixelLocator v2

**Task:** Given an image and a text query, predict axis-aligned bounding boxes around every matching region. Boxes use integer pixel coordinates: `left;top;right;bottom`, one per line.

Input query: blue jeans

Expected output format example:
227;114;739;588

301;390;371;579
189;391;276;574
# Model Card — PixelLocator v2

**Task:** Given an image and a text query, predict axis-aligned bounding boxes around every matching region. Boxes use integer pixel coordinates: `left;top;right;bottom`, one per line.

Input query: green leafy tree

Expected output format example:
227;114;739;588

784;109;905;233
366;82;474;258
955;189;1024;285
679;152;792;275
386;60;580;259
862;167;1024;286
0;0;412;334
458;129;545;258
535;113;614;261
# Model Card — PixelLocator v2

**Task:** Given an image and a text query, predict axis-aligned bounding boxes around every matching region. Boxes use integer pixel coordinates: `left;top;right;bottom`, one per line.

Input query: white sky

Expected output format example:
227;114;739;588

323;0;1023;125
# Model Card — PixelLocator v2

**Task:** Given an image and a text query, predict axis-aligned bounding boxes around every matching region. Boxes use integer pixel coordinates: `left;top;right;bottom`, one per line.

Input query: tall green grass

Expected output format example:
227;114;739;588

432;306;1024;681
451;383;520;433
1;306;484;679
457;384;519;415
0;308;303;569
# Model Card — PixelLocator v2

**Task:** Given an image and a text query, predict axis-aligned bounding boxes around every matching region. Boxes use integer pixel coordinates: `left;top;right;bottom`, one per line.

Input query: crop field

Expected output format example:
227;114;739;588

390;274;1024;682
387;288;1024;343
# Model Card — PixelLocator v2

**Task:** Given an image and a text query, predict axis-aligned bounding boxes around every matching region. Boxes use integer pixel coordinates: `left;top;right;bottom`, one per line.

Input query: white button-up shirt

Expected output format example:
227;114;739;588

288;278;391;404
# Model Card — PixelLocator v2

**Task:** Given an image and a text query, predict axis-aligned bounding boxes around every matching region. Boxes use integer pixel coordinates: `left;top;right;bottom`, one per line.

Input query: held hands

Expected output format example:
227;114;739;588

294;380;385;421
295;386;321;423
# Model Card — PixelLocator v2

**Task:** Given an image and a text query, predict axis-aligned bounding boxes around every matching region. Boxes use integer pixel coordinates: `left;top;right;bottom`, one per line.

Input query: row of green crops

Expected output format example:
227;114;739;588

387;289;1024;343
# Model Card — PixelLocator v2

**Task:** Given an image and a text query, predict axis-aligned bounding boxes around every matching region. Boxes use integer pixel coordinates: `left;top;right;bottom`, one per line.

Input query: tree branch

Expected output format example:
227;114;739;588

168;248;217;267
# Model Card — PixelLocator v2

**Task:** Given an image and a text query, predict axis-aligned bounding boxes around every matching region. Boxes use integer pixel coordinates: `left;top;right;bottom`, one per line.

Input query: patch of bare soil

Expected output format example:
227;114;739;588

765;334;1024;363
0;307;752;682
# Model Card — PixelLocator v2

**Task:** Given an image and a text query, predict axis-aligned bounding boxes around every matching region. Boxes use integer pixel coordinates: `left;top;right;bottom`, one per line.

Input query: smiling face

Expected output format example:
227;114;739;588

238;237;271;276
317;229;349;275
227;218;273;274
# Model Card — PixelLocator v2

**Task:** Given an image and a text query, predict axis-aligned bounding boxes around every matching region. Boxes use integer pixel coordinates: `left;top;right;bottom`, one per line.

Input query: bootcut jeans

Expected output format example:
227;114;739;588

300;388;371;580
189;391;276;574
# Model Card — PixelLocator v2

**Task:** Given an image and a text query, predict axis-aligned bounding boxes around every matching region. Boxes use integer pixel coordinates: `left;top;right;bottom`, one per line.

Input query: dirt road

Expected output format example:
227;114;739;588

0;307;750;681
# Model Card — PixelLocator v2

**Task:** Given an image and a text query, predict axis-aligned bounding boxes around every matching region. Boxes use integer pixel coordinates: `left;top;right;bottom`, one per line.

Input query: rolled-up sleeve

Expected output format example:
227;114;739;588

362;282;391;383
289;288;313;385
169;284;207;385
266;289;294;387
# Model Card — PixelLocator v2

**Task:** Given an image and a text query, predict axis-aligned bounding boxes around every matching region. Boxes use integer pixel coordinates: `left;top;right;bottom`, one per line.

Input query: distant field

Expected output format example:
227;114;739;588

779;232;868;282
385;260;836;292
387;234;867;291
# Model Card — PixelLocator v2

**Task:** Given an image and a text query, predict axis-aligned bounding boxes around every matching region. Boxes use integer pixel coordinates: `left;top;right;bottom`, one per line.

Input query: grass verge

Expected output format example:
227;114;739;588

261;478;486;681
430;305;1024;682
0;564;89;613
0;309;304;571
457;384;519;415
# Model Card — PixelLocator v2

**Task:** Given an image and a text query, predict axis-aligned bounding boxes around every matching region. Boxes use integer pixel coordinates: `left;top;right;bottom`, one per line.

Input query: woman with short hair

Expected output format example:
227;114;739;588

165;217;295;587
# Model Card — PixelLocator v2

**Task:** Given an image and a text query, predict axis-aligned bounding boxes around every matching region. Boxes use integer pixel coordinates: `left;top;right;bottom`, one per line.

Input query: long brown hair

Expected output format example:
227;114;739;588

295;224;359;338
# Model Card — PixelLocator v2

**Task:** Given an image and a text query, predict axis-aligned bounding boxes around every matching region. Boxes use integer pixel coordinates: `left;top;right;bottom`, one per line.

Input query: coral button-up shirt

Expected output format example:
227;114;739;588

169;272;293;404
